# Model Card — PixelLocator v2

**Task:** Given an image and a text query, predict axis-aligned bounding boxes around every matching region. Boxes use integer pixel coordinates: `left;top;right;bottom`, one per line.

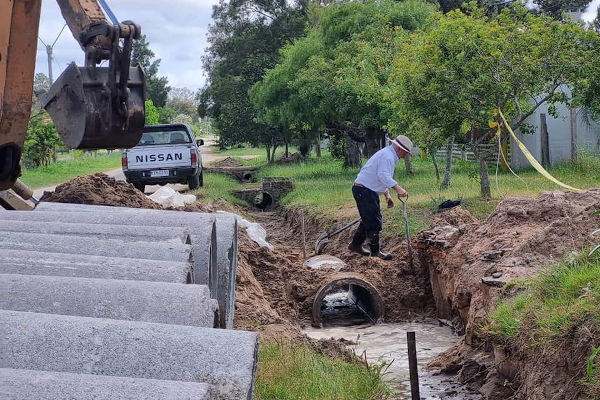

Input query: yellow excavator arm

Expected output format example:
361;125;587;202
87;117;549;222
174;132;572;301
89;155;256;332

0;0;145;191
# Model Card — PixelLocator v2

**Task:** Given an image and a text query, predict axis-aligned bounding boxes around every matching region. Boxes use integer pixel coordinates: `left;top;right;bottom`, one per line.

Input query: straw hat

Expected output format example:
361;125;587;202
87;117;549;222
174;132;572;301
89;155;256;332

388;135;413;153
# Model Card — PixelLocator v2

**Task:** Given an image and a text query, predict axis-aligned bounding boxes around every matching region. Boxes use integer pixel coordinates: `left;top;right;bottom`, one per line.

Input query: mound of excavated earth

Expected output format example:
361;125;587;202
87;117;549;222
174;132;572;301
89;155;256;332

419;188;600;400
210;156;245;168
40;173;162;209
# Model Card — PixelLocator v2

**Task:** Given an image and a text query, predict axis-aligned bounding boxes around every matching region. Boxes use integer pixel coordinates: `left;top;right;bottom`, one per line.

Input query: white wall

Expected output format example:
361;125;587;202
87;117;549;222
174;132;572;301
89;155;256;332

510;101;600;170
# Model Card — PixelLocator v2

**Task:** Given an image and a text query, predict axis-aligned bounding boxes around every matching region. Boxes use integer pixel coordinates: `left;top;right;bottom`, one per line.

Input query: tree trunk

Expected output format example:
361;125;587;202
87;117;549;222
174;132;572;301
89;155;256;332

404;154;414;175
441;136;454;189
265;144;272;163
430;147;440;182
271;144;278;164
344;133;362;168
285;140;289;158
478;155;491;199
364;126;382;157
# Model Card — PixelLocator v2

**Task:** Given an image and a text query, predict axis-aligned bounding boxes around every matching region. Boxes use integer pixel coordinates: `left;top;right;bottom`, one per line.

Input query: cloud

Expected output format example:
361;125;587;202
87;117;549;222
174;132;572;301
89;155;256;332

35;0;219;90
582;0;599;23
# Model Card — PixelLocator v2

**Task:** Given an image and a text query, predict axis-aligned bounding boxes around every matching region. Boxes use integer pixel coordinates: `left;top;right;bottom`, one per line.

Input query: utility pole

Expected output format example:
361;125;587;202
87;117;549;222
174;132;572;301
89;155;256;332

45;44;53;84
38;24;67;85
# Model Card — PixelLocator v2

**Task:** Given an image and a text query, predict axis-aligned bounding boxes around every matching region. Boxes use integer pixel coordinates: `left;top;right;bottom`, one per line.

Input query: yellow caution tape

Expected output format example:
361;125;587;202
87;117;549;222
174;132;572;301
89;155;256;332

495;108;580;192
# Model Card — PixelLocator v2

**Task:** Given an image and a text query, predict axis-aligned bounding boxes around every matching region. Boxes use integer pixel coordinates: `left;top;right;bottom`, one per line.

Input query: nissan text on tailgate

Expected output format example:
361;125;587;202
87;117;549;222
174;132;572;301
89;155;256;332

122;124;204;192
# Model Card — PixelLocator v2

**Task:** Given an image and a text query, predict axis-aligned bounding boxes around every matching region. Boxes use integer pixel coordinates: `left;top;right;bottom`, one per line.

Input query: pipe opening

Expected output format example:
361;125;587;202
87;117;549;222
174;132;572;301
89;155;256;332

242;173;253;182
253;191;273;210
312;276;384;328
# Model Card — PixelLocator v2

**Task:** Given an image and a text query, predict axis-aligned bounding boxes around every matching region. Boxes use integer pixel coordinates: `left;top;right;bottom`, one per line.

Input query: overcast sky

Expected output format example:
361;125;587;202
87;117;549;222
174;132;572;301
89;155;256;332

36;0;599;92
35;0;219;91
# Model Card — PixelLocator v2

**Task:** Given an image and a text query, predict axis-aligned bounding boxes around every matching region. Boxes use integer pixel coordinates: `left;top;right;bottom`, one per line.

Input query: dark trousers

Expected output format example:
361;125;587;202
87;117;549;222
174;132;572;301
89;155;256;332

351;185;382;247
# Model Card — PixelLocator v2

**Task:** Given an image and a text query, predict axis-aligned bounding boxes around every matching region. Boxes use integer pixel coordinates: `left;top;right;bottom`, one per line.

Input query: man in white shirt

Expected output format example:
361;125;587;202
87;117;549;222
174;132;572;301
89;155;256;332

349;135;412;260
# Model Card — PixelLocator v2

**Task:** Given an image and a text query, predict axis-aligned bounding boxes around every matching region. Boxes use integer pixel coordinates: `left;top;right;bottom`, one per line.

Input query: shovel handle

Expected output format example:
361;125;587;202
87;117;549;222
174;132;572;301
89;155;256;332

327;218;361;238
399;193;409;204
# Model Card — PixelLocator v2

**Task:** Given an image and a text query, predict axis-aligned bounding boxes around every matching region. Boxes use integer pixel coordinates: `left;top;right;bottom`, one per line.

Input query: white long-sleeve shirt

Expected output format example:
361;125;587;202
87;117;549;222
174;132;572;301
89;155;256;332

355;145;399;194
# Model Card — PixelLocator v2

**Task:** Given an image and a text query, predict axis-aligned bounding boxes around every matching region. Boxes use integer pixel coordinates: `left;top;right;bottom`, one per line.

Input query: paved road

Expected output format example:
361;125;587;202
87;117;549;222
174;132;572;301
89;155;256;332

34;137;228;198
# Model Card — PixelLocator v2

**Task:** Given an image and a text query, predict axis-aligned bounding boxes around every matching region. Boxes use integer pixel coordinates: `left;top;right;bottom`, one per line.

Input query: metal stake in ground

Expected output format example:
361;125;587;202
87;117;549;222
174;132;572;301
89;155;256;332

400;196;414;268
407;331;421;400
300;206;307;259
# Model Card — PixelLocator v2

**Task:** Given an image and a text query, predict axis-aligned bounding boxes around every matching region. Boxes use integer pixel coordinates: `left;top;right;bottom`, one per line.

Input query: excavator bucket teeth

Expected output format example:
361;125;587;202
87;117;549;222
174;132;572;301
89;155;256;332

41;63;145;149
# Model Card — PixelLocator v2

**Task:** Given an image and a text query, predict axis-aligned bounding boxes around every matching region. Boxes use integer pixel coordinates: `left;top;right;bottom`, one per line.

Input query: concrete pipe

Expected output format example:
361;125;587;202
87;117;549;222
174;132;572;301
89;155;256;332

0;231;192;263
0;220;190;243
23;203;238;329
0;273;219;328
0;249;193;284
0;207;218;290
253;191;273;210
312;273;385;328
0;368;215;400
0;310;259;400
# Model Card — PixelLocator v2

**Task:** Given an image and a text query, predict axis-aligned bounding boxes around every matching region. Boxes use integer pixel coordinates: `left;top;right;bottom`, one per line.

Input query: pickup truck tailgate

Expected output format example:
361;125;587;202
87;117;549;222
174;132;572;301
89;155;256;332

126;146;191;170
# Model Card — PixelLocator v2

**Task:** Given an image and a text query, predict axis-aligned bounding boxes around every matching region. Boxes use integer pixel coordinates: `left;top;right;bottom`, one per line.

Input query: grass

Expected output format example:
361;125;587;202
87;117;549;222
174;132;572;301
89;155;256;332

20;151;122;188
255;341;390;400
199;148;599;236
211;144;301;166
486;251;600;340
485;251;600;396
193;171;250;206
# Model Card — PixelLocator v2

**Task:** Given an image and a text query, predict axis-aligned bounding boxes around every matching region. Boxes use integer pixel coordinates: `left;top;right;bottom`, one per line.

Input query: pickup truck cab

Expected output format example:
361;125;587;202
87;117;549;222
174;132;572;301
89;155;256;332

122;124;203;192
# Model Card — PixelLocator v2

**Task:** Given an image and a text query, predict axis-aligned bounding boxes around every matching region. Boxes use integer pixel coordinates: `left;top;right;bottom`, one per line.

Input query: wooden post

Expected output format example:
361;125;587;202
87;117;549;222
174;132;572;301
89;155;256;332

501;141;509;171
570;108;578;162
540;113;550;168
407;331;420;400
300;206;307;259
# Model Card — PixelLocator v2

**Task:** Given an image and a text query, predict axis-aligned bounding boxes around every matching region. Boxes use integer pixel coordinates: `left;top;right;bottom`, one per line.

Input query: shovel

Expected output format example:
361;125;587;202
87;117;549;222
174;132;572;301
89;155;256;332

315;218;361;255
399;195;415;268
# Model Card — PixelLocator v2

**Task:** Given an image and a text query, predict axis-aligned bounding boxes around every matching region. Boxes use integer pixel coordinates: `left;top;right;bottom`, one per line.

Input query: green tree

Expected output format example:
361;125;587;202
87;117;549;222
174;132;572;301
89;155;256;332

200;0;309;160
23;112;60;168
132;35;171;107
157;106;178;124
167;87;198;121
251;0;435;165
145;100;160;125
390;3;600;198
33;73;51;93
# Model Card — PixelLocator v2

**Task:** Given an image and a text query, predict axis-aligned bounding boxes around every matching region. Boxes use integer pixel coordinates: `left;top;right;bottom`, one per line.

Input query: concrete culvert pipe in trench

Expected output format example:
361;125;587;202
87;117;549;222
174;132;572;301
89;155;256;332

253;191;273;210
312;273;385;328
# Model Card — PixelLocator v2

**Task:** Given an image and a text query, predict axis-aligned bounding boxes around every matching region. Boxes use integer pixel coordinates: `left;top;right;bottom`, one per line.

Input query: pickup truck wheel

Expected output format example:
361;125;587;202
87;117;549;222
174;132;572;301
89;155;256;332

188;172;200;190
133;182;145;193
199;170;204;187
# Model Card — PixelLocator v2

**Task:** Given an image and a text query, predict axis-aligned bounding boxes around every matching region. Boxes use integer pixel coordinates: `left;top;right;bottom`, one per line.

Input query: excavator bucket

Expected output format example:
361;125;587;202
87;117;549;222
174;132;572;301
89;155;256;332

41;63;145;149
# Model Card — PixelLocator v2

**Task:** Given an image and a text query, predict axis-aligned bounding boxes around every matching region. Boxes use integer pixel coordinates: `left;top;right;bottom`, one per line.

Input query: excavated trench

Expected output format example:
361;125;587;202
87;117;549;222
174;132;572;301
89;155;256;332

237;207;482;398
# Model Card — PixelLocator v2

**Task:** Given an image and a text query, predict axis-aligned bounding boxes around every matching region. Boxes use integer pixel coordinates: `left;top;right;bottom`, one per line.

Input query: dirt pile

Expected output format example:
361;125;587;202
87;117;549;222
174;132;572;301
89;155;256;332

234;231;358;361
40;173;162;209
419;189;600;399
210;156;245;168
419;189;600;340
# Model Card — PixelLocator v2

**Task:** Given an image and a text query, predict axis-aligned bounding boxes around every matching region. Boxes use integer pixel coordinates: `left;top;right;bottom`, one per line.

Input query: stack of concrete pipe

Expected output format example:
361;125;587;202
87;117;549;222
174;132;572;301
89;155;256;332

0;202;257;400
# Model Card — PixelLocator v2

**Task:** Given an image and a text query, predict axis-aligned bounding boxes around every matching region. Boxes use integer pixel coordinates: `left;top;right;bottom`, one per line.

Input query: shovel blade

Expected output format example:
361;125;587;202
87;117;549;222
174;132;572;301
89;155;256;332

315;236;330;255
42;63;145;149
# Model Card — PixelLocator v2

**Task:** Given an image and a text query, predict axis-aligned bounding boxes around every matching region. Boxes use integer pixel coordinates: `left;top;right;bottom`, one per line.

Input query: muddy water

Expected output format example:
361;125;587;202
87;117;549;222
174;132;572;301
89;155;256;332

303;322;481;399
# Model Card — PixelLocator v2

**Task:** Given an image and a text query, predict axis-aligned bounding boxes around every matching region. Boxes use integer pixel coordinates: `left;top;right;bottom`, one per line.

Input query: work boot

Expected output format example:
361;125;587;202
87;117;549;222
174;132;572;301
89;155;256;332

368;233;392;260
349;223;370;256
348;242;370;256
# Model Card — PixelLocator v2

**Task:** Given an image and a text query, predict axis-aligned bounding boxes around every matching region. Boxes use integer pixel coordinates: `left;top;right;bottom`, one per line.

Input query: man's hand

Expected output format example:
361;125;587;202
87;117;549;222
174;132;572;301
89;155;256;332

383;190;394;208
395;186;408;199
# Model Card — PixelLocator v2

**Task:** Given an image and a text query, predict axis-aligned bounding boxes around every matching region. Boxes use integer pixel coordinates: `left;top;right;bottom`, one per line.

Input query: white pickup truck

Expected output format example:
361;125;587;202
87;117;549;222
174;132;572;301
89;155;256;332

122;124;203;192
